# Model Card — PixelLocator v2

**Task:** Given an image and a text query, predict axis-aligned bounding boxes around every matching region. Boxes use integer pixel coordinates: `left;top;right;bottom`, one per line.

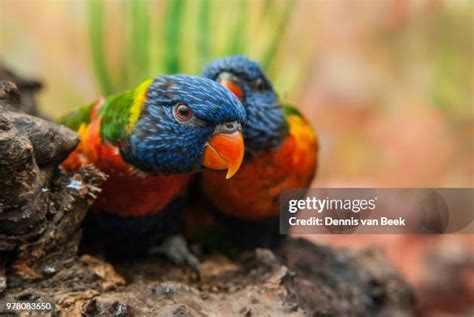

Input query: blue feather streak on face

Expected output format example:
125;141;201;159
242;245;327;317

125;74;246;174
243;92;288;155
202;56;289;155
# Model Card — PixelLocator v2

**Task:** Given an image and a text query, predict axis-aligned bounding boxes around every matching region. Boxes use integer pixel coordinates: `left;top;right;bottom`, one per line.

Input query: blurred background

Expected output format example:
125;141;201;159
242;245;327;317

1;0;473;315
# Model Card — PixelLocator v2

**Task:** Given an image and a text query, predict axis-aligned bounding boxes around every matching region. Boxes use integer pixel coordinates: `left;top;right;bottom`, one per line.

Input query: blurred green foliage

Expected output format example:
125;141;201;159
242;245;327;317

88;0;295;94
429;7;472;121
2;0;472;186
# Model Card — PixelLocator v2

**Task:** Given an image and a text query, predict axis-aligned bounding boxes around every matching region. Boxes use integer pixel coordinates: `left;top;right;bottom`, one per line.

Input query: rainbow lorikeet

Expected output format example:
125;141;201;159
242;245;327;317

60;74;246;267
190;56;318;249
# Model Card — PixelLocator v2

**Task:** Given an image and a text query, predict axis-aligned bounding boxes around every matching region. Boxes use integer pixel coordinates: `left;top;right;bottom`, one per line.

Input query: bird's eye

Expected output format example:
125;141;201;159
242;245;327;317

254;78;266;91
174;103;193;122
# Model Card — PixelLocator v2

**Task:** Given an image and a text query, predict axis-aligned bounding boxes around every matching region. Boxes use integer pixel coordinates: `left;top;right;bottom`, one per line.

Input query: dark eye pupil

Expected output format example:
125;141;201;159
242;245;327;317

179;107;189;116
175;104;192;121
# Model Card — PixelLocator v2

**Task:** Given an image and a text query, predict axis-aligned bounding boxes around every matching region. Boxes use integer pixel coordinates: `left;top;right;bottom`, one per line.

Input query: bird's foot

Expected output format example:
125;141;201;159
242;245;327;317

149;235;200;276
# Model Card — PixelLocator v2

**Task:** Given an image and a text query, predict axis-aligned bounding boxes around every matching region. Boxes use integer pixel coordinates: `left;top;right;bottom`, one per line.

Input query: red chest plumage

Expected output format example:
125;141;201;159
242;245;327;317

93;172;191;217
201;114;318;220
62;114;191;217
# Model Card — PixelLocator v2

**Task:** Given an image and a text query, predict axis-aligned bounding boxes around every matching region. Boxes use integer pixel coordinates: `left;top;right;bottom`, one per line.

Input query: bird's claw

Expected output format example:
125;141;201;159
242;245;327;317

149;235;201;277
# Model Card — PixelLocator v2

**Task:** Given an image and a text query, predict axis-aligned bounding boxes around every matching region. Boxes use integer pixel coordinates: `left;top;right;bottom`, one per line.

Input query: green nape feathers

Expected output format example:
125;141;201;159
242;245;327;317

59;79;152;145
59;101;96;132
282;104;302;117
99;78;151;145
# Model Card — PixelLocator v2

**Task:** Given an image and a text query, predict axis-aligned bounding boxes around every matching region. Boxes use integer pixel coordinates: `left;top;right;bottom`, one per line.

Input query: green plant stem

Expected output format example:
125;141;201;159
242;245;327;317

88;0;114;94
129;0;150;84
261;0;295;71
163;0;185;74
226;0;248;55
197;0;211;70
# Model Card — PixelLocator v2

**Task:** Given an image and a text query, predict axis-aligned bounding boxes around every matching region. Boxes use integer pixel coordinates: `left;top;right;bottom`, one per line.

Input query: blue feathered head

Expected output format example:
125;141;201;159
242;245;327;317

124;74;246;177
202;56;288;155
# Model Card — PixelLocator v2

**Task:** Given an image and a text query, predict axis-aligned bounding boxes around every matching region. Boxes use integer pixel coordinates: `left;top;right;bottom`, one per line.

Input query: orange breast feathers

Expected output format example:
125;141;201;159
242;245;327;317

61;104;190;217
201;114;318;220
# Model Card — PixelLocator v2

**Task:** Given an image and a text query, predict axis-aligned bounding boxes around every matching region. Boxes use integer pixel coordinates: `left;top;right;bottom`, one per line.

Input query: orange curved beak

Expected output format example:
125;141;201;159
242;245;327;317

220;79;244;101
202;131;244;179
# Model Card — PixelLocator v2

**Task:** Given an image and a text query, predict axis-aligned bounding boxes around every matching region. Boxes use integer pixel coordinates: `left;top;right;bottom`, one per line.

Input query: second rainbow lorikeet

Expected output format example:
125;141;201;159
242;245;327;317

189;56;318;250
60;74;246;267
